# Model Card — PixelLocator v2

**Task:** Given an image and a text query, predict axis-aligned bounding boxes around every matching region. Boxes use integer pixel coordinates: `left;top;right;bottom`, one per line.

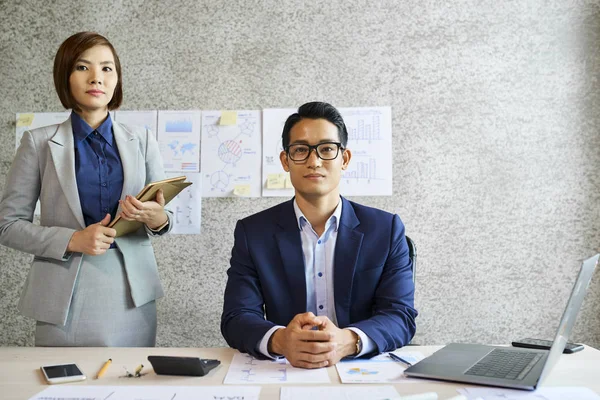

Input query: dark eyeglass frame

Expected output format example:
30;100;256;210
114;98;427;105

285;141;345;161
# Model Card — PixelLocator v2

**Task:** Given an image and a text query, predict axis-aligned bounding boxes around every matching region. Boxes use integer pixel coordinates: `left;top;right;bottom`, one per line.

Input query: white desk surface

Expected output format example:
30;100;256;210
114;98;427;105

1;345;599;399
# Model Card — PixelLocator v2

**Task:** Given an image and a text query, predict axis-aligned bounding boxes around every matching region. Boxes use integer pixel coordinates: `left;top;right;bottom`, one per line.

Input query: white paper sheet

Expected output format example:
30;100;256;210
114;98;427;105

262;108;296;197
338;106;393;196
166;172;202;234
157;110;201;172
200;110;262;197
114;110;158;136
261;106;394;197
335;351;425;383
224;352;330;384
280;385;400;400
458;386;600;400
29;385;261;400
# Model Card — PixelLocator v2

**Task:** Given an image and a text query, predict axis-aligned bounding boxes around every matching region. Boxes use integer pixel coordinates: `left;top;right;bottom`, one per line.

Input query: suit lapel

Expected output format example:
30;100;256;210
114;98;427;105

113;122;140;201
334;197;364;328
48;117;86;229
274;200;307;316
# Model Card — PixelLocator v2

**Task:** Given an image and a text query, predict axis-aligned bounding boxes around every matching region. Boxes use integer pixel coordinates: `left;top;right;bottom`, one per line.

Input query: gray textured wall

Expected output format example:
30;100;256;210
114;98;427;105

1;0;599;349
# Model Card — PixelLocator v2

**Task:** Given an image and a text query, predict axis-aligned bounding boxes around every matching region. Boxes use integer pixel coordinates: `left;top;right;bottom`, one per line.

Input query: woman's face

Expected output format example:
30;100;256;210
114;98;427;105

69;45;118;113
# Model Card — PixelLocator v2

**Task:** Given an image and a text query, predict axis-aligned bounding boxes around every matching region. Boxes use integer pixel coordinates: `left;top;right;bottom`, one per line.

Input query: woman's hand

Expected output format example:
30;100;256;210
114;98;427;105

118;189;168;230
67;214;116;255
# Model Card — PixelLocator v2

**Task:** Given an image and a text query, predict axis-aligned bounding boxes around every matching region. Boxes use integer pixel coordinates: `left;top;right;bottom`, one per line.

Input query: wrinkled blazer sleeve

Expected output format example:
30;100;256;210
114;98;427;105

221;219;276;358
348;214;417;354
0;130;76;260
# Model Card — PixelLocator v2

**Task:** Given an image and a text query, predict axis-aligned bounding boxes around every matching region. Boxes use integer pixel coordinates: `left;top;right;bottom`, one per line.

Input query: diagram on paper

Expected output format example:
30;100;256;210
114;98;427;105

157;110;201;172
166;173;202;234
335;351;425;383
223;352;330;384
338;107;393;196
114;110;158;136
200;110;261;197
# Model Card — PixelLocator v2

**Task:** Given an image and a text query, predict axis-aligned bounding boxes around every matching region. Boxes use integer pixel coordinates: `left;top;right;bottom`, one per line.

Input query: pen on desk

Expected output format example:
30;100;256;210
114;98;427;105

134;364;144;376
389;352;413;366
95;358;112;379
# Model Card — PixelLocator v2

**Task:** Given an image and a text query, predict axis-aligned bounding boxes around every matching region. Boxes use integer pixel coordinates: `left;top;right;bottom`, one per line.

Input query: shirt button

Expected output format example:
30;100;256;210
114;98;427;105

318;272;323;277
318;240;322;244
319;305;324;310
102;182;107;187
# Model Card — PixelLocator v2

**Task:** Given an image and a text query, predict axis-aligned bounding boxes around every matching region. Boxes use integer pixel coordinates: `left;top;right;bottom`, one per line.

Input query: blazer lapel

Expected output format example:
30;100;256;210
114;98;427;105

274;200;307;316
113;122;140;201
48;117;86;229
334;197;364;328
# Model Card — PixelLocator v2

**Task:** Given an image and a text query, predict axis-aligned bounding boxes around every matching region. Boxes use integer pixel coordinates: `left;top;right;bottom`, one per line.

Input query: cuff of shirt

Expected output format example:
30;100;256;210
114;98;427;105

258;325;286;359
148;219;169;234
346;327;376;357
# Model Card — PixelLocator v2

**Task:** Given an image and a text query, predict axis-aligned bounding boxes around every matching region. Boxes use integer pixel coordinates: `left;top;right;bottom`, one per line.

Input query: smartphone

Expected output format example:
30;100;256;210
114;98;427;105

147;355;220;376
511;338;584;354
40;363;86;384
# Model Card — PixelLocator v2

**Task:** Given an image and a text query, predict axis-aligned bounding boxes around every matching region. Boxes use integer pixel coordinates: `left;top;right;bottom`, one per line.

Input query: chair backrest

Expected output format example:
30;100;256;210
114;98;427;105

406;235;416;284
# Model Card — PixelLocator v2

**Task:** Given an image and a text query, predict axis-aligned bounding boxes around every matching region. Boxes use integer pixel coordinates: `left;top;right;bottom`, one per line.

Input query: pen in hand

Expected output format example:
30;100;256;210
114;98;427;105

389;352;413;366
96;358;112;379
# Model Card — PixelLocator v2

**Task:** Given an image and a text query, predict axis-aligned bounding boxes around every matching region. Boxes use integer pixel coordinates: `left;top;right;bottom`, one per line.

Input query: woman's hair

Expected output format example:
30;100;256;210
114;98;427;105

53;32;123;111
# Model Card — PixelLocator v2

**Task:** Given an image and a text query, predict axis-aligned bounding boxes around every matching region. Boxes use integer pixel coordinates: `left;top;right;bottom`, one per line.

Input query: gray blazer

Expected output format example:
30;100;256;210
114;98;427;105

0;116;173;326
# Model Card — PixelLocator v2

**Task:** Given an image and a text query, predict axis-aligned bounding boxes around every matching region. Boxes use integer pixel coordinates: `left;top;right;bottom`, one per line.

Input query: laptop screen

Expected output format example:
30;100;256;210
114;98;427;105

537;254;599;384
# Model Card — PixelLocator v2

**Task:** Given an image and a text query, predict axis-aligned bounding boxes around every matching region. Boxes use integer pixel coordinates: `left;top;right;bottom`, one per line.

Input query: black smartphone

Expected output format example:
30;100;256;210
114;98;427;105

511;338;584;354
147;355;220;376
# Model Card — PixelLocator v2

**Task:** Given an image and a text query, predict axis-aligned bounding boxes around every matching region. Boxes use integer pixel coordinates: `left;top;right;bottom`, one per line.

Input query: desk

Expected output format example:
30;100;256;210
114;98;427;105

2;345;599;399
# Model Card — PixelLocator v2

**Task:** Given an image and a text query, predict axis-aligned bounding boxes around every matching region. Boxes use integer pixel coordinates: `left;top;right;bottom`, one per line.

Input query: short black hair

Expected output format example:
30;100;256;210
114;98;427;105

282;102;348;149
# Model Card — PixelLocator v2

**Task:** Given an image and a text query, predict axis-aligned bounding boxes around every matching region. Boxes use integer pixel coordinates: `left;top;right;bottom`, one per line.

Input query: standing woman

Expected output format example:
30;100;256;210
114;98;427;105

0;32;172;346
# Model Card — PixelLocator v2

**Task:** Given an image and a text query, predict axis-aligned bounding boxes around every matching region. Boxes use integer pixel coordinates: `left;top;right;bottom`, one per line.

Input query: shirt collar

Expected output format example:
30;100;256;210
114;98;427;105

293;197;343;232
71;112;114;146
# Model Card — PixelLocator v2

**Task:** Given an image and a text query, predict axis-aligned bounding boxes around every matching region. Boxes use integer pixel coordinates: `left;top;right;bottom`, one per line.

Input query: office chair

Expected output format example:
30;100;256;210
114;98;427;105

406;235;416;284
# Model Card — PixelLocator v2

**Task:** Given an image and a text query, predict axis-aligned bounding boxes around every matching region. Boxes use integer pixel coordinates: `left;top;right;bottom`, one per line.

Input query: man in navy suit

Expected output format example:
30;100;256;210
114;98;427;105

221;102;417;368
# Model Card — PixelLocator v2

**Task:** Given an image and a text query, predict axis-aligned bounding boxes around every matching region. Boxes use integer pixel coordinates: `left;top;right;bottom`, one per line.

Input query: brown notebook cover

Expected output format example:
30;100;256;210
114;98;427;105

109;176;192;237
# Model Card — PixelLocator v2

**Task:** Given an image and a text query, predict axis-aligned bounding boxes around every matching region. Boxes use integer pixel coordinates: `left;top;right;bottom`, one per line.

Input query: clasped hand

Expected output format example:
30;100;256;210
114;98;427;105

118;189;168;229
269;312;359;369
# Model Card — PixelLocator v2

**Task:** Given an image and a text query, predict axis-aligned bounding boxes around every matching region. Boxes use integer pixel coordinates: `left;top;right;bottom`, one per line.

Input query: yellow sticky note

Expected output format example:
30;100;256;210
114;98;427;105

17;113;34;128
233;184;251;197
267;173;286;189
219;110;237;126
284;174;293;189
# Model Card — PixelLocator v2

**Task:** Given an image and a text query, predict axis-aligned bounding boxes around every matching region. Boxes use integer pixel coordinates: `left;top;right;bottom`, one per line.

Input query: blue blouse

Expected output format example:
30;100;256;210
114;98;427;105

71;112;124;230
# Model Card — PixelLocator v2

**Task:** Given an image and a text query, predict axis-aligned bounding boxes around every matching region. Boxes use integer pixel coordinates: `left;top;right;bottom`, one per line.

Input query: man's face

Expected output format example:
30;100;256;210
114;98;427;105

280;118;351;200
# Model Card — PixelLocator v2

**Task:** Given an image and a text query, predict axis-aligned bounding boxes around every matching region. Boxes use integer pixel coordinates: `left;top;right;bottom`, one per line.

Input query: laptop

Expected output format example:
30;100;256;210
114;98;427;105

404;254;599;390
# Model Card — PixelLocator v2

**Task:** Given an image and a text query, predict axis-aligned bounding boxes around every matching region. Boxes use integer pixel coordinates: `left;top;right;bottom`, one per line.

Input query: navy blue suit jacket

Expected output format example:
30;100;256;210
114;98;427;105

221;197;417;358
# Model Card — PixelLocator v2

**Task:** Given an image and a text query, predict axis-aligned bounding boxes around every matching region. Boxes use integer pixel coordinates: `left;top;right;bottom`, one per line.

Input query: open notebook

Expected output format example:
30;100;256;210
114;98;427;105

109;176;192;237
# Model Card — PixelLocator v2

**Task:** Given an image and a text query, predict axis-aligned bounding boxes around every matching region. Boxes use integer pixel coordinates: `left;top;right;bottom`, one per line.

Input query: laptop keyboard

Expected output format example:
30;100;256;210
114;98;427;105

465;348;544;380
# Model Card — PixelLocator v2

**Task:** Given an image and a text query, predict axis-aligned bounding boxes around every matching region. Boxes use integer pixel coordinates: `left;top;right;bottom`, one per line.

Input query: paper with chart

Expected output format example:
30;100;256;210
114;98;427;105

458;386;600;400
338;106;393;196
224;352;330;384
261;106;393;197
166;172;201;234
28;385;261;400
281;385;400;400
157;110;201;172
15;112;71;149
262;108;296;197
114;110;158;135
201;110;261;197
335;351;425;383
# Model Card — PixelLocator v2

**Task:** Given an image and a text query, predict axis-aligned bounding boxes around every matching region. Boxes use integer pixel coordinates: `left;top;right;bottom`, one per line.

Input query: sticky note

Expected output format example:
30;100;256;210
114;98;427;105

219;110;237;126
284;174;293;189
233;184;251;197
267;173;286;189
17;113;34;128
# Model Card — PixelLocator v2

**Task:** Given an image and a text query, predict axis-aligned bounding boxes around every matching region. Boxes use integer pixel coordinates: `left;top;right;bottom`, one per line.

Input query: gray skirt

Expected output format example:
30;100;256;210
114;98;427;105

35;249;157;347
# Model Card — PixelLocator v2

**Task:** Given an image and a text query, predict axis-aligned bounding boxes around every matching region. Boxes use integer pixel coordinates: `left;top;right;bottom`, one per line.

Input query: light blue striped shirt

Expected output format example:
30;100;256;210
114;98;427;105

258;198;375;358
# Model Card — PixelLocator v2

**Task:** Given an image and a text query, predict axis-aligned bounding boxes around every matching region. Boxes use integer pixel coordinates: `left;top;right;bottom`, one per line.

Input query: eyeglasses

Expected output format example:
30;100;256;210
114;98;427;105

286;142;344;161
